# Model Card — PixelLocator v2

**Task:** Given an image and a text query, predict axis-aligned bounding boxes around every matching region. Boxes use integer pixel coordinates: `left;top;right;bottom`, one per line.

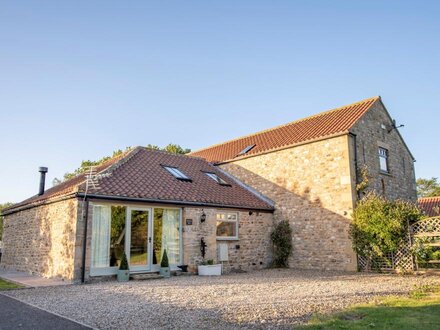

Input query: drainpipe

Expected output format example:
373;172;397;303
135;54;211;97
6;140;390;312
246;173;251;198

81;199;89;283
348;133;360;200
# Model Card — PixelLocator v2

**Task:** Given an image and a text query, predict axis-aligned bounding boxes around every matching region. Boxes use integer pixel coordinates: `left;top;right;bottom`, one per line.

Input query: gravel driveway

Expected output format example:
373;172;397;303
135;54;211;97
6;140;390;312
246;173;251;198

4;269;440;329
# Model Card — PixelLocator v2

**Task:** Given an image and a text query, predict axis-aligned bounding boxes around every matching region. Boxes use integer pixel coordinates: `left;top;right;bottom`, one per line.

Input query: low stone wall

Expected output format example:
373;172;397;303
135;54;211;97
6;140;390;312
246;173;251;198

0;198;79;280
182;207;274;273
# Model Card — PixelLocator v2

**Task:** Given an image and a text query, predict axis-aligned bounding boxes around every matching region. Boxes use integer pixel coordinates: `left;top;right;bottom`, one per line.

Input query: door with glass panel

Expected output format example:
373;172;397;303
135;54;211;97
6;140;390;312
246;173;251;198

127;207;152;272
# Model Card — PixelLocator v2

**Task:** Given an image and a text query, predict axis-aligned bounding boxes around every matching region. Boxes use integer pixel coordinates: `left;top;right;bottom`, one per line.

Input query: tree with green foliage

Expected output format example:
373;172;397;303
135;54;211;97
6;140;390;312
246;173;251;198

417;177;440;198
271;220;293;268
57;144;191;183
350;192;423;262
0;203;13;239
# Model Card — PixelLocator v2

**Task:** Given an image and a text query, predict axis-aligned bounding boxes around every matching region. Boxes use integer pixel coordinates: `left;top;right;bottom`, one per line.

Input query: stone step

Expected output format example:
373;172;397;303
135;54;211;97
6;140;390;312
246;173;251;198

130;273;163;281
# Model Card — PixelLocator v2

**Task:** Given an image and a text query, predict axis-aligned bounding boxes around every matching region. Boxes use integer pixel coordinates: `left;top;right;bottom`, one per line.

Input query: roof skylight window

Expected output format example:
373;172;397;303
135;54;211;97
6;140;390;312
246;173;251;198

204;172;230;186
238;144;256;156
163;166;192;181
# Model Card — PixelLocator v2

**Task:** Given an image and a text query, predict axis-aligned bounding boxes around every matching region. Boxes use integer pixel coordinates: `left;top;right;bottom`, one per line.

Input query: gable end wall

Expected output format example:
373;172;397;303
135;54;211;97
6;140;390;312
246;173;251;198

350;101;417;202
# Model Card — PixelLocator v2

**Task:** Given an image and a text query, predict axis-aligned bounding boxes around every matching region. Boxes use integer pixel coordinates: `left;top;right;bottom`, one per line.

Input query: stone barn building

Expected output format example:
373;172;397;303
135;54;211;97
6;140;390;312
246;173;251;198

1;96;417;281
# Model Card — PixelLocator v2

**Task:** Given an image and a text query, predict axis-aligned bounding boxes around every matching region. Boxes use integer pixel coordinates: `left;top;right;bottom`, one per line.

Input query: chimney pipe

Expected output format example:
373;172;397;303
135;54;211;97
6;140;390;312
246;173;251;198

38;167;48;196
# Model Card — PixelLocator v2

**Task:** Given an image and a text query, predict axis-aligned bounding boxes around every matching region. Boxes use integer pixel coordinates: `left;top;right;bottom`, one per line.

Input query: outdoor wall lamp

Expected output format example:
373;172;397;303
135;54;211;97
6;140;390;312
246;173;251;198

200;211;206;223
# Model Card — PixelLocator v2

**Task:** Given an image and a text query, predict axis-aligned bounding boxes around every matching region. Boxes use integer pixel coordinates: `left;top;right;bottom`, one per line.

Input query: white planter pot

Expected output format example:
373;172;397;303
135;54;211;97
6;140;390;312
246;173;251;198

198;264;222;276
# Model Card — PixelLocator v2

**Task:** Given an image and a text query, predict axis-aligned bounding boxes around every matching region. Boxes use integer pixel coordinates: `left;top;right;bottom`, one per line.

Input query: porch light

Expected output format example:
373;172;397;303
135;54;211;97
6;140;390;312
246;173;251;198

200;211;206;223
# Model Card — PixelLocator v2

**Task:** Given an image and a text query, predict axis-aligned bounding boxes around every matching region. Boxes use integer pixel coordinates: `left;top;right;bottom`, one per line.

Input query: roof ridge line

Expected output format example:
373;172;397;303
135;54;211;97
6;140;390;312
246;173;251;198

137;146;206;160
190;96;380;154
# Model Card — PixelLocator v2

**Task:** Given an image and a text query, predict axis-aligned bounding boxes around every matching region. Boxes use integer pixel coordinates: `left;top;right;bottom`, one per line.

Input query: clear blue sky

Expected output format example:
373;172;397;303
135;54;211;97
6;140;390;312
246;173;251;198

1;1;439;203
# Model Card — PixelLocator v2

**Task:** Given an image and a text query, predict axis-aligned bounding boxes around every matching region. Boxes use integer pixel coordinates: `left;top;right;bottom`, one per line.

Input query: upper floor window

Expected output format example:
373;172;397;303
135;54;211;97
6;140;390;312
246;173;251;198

204;172;230;186
378;147;389;173
238;144;256;156
163;166;192;181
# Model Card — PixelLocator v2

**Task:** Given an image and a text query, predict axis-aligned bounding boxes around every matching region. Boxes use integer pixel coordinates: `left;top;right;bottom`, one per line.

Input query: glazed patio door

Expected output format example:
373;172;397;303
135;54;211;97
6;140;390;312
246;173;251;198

126;207;152;272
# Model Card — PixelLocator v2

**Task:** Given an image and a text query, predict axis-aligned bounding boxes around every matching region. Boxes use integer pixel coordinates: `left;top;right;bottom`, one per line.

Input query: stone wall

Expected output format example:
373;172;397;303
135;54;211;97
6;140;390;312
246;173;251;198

220;135;358;271
350;101;417;202
182;207;274;273
0;198;80;280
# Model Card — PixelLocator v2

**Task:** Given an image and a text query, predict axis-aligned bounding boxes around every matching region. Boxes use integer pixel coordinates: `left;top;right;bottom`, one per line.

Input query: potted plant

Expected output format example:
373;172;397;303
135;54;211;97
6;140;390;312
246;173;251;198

160;249;171;278
198;259;222;276
117;252;130;282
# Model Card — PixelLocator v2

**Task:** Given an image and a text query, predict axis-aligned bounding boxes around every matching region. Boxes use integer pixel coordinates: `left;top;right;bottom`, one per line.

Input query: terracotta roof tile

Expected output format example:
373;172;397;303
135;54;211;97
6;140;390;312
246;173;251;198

418;197;440;217
5;148;273;214
190;96;380;163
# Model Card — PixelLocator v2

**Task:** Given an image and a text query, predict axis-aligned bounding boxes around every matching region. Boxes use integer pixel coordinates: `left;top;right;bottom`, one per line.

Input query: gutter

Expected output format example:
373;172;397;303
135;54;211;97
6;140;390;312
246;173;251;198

76;193;274;212
2;193;77;216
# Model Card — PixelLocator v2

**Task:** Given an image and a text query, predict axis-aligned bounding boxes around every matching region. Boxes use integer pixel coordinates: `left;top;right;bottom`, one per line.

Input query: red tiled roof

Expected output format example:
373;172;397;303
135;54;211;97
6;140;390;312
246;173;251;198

190;96;380;163
4;148;273;214
3;150;131;213
418;197;440;217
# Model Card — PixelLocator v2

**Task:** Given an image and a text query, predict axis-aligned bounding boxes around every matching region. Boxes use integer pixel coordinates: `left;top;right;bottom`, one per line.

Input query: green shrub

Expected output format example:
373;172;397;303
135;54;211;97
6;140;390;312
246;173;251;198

412;239;434;262
350;192;423;260
432;251;440;260
119;251;129;270
200;259;214;265
161;249;169;268
271;220;293;268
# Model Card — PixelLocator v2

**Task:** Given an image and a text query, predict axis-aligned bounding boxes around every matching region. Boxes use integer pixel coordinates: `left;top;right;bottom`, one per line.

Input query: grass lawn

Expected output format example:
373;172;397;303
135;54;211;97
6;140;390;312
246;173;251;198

299;285;440;330
0;278;22;290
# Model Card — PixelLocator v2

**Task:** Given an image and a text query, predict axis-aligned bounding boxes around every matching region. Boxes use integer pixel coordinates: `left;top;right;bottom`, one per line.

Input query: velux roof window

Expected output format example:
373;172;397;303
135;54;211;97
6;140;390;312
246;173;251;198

205;172;230;186
163;166;192;181
238;144;256;156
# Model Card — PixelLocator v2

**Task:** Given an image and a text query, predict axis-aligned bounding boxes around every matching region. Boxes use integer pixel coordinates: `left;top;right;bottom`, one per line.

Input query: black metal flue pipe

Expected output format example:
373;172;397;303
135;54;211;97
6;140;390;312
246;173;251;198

38;167;48;196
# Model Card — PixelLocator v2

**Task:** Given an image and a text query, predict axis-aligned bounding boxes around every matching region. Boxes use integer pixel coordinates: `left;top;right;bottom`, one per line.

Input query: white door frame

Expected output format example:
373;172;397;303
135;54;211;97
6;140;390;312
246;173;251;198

126;206;153;273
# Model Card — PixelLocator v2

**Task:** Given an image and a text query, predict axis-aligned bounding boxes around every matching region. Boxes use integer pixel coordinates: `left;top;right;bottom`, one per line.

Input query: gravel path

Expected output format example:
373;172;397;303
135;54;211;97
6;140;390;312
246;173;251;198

4;269;440;329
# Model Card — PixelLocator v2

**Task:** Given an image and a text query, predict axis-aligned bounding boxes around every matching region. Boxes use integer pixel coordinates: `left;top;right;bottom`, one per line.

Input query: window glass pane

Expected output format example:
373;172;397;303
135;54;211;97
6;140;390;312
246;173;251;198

153;208;163;266
92;205;127;269
379;148;388;172
92;205;111;268
227;213;237;220
110;206;126;267
155;208;180;265
164;166;190;180
130;209;149;266
216;221;237;238
380;156;388;172
206;172;228;185
217;213;225;220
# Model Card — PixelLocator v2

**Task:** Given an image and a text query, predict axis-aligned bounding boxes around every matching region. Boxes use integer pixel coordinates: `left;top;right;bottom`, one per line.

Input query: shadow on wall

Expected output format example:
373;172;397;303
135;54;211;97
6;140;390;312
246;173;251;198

221;163;357;271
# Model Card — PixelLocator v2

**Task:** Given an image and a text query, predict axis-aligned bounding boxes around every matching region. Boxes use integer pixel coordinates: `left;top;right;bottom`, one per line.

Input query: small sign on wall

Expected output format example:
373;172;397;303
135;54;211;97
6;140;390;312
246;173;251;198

186;219;193;225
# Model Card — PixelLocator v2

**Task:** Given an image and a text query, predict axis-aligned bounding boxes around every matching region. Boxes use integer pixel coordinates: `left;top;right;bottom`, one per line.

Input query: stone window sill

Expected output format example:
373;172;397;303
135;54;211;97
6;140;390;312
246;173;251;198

216;237;239;241
379;171;393;177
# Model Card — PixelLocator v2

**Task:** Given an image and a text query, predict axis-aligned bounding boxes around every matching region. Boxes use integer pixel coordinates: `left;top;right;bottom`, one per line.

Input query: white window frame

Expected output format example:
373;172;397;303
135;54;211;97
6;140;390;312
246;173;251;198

163;166;191;181
216;212;239;240
204;172;230;186
379;147;389;173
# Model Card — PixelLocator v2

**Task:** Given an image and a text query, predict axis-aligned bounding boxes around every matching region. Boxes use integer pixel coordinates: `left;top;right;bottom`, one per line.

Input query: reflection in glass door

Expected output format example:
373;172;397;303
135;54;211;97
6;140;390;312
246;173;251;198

128;208;151;271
